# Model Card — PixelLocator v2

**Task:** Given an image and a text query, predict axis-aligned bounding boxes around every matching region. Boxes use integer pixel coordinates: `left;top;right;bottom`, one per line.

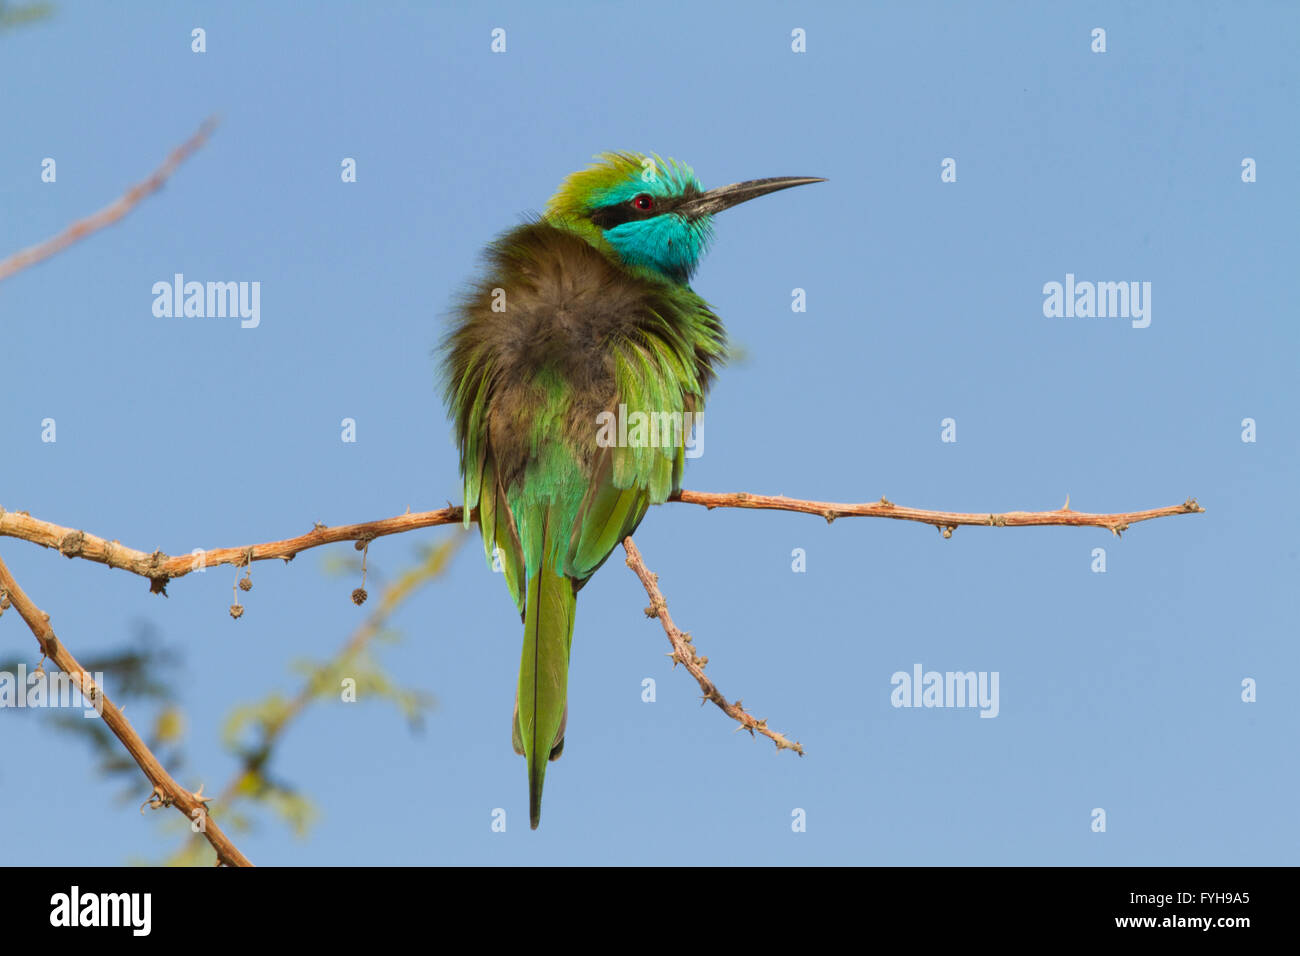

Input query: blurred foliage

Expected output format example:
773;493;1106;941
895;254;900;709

155;532;464;865
6;532;464;866
0;623;186;797
0;1;55;31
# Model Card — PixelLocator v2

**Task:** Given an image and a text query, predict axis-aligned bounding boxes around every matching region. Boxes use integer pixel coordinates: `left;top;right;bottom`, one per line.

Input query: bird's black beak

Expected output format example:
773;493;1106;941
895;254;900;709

676;176;825;220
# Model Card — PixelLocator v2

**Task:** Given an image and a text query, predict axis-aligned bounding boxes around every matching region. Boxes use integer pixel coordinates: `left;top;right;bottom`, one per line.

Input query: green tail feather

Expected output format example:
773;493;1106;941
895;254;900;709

516;515;576;829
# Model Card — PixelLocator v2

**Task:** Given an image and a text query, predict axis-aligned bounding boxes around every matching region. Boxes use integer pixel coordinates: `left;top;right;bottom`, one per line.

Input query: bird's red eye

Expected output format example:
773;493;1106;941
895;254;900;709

632;194;654;211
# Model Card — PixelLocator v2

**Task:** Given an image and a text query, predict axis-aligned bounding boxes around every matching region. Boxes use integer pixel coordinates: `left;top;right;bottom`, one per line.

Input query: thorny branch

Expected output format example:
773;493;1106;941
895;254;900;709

0;492;1203;760
672;490;1205;537
622;536;803;754
0;493;1203;592
0;553;252;866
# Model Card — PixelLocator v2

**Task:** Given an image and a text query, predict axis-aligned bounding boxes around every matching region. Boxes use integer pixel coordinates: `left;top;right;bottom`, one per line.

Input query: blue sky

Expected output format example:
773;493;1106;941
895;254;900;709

1;1;1296;865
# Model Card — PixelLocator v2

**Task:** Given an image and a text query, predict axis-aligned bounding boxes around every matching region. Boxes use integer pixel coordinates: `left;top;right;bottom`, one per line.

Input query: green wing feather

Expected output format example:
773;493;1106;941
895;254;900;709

477;450;525;613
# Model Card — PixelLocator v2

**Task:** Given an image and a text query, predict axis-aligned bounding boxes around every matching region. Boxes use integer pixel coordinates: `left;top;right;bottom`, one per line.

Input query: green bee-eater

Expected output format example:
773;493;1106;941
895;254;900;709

442;153;822;828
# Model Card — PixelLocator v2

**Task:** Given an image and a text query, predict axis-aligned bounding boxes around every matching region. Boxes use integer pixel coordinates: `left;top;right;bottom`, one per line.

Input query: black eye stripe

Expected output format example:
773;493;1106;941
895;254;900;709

588;200;657;229
588;186;700;230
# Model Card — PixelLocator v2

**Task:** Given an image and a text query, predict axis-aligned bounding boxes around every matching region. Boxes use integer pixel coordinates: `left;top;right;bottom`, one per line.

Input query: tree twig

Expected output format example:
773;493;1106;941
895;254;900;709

0;504;463;593
671;490;1204;537
0;492;1203;593
0;552;252;866
0;116;218;282
622;536;803;754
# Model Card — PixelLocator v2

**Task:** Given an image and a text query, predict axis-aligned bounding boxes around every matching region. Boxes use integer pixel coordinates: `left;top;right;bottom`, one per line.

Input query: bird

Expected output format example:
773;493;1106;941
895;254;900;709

441;152;823;828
